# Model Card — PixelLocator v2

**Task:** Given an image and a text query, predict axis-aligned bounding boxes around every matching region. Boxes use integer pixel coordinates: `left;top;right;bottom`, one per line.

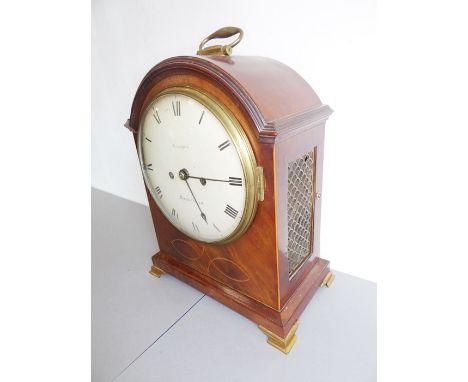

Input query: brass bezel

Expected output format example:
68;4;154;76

137;86;259;245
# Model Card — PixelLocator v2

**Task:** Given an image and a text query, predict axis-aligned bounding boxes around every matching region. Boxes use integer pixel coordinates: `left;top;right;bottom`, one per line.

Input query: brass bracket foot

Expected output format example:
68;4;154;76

259;321;299;354
321;271;335;287
149;265;164;278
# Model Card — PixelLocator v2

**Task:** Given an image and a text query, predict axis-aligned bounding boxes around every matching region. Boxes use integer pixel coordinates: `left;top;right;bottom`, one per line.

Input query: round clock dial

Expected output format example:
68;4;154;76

138;87;258;244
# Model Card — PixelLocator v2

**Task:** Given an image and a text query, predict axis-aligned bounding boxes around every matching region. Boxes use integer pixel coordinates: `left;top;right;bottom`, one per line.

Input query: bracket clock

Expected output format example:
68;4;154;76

125;27;334;353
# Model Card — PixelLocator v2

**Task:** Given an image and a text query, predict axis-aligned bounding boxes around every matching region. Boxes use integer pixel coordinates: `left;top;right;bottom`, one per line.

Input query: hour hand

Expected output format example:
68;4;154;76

201;212;207;224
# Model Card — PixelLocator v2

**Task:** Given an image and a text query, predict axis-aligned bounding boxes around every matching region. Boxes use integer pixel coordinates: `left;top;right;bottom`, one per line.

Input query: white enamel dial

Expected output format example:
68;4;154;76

138;89;252;243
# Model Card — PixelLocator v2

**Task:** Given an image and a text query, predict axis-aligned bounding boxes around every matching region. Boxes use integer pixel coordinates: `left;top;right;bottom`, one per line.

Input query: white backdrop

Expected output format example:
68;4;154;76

92;0;377;280
3;1;468;380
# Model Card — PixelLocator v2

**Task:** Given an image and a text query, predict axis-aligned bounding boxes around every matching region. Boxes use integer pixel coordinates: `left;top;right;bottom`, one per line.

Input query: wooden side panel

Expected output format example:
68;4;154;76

275;123;326;308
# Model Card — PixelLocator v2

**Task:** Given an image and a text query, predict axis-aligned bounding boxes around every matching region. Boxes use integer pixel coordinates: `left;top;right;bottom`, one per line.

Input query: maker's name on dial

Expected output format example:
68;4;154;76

179;195;204;205
172;144;189;149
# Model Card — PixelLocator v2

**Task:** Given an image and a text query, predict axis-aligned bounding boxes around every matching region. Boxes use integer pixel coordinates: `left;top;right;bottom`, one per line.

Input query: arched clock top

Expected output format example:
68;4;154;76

127;55;332;143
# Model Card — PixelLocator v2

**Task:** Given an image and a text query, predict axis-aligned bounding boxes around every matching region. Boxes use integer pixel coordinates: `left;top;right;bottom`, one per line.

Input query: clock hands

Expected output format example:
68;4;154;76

187;175;228;184
179;169;208;224
178;168;243;225
185;174;243;187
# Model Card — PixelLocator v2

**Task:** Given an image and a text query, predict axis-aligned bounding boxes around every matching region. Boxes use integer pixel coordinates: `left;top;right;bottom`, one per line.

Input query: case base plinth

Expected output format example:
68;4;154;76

151;251;331;353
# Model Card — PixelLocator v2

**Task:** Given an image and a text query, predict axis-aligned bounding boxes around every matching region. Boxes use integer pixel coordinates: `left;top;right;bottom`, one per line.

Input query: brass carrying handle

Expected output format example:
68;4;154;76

197;26;243;56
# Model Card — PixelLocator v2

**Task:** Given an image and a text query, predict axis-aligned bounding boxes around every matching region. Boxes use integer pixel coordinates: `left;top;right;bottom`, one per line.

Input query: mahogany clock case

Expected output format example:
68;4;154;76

127;55;333;340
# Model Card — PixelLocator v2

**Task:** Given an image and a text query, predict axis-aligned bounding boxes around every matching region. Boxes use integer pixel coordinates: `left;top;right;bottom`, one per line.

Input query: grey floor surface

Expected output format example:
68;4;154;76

92;188;376;382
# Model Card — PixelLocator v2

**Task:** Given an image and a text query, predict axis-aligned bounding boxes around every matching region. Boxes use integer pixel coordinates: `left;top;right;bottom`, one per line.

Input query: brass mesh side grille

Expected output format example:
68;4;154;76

287;150;316;278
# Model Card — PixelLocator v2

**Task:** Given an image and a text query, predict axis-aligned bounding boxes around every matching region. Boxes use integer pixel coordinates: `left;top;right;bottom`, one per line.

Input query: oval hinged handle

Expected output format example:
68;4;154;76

197;26;243;56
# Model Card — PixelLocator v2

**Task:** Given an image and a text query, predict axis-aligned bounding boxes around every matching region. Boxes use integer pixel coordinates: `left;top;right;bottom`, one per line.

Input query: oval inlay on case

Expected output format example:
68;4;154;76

171;239;202;261
208;257;250;283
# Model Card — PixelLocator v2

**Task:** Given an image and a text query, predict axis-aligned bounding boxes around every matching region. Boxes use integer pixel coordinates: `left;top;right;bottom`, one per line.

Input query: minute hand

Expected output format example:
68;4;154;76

187;175;242;186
